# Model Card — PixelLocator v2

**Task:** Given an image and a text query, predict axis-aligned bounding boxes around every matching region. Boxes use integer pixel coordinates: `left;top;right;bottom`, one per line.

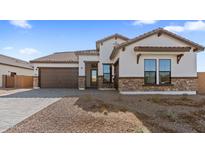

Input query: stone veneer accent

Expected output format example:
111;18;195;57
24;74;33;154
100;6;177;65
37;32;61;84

118;77;197;92
33;76;39;88
78;76;85;89
98;76;114;89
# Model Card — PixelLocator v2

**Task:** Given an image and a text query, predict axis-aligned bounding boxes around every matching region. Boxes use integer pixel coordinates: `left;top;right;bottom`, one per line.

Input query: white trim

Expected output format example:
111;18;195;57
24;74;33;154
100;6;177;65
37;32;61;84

79;88;85;90
120;91;196;95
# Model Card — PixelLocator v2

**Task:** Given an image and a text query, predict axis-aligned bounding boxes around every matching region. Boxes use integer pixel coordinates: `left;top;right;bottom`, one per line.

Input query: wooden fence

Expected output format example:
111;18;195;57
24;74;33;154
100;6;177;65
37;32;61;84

2;75;33;88
197;72;205;94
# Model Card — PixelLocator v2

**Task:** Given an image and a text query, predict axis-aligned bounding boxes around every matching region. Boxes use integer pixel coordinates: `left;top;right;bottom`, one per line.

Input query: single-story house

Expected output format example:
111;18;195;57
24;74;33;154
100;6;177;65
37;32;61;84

0;54;33;87
30;28;204;95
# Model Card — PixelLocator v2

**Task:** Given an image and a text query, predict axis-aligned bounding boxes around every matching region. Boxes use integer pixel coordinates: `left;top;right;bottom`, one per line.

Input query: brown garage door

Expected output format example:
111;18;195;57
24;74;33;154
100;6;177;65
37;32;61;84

40;68;78;88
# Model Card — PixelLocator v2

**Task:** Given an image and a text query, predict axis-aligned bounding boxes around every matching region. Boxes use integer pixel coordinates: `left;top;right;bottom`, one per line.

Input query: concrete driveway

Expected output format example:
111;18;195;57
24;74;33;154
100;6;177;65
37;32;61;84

0;89;82;132
0;88;117;132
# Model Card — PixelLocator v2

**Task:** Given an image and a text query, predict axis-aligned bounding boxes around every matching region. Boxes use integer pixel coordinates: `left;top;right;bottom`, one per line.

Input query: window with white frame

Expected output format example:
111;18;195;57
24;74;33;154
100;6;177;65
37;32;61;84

144;59;171;85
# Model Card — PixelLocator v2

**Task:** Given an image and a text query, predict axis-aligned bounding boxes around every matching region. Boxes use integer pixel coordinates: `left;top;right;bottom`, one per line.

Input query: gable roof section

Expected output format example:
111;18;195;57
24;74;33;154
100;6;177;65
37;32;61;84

96;33;129;50
110;28;205;59
30;49;98;63
0;54;33;70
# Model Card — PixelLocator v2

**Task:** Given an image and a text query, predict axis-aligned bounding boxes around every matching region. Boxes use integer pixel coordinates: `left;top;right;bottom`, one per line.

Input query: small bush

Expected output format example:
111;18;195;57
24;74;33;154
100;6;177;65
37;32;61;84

157;110;177;122
151;95;161;103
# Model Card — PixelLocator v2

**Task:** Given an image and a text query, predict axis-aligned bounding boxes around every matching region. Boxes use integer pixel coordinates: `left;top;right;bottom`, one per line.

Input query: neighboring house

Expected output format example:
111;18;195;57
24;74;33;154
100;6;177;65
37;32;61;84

0;54;33;87
30;28;204;94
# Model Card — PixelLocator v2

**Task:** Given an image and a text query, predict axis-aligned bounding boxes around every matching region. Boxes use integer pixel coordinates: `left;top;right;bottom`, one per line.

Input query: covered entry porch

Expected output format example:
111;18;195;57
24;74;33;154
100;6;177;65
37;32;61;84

78;61;117;90
85;62;98;88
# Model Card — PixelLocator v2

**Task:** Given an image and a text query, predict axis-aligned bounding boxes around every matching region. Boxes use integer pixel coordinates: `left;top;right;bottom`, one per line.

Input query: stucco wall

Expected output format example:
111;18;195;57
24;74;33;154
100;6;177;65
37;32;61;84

78;55;99;76
119;33;197;78
98;38;126;75
33;63;78;76
0;64;33;87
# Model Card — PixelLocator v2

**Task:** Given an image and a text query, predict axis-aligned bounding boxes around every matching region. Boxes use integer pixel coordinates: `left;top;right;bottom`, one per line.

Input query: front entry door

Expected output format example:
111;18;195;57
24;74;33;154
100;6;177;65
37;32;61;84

90;69;97;88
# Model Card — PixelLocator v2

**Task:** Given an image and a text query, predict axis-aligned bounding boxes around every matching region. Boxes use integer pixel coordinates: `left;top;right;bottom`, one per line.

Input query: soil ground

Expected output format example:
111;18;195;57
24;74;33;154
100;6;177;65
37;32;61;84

5;92;205;133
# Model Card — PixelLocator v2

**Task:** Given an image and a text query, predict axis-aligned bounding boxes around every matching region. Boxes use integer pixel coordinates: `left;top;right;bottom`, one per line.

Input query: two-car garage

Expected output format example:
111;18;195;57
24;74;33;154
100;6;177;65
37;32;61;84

39;68;78;88
30;51;97;89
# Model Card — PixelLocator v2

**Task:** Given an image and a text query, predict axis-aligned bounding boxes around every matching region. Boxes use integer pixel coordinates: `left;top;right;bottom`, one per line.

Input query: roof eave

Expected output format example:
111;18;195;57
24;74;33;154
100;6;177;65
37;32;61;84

30;61;78;64
96;33;129;45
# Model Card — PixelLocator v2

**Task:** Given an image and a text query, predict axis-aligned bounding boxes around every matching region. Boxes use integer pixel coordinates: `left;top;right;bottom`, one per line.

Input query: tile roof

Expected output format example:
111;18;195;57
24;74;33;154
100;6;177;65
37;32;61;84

96;33;129;44
30;49;98;63
96;33;129;50
110;28;204;59
0;54;33;70
134;46;191;52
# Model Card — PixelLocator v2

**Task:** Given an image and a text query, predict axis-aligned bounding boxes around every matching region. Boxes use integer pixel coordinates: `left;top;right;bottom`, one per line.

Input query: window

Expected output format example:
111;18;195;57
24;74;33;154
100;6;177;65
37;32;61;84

159;59;171;84
103;64;112;83
144;59;156;84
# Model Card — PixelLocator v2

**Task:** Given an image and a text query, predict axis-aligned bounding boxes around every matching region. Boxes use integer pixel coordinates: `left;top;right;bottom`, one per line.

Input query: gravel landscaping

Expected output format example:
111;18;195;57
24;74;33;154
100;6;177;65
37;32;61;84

5;91;205;133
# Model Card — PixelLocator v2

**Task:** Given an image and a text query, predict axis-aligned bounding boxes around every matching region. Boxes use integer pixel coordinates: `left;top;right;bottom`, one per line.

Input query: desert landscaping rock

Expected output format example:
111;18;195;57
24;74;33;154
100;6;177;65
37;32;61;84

6;97;149;133
5;91;205;133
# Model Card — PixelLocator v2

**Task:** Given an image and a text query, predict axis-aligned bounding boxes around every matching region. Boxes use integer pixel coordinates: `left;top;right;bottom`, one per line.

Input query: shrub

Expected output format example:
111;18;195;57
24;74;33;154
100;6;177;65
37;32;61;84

151;95;161;103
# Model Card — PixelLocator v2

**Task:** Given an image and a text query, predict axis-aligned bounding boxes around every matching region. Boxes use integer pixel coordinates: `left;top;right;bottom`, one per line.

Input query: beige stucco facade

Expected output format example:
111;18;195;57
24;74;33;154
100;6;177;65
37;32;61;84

31;28;204;94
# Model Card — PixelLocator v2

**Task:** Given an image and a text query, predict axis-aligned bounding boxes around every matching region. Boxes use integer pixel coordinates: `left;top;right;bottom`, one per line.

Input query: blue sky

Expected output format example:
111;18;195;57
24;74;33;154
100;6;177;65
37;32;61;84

0;20;204;71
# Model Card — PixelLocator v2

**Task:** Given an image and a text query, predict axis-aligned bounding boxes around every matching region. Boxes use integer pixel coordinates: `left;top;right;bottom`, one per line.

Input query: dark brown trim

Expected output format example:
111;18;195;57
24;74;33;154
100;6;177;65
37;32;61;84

136;54;141;64
177;54;184;64
0;62;33;70
134;46;191;52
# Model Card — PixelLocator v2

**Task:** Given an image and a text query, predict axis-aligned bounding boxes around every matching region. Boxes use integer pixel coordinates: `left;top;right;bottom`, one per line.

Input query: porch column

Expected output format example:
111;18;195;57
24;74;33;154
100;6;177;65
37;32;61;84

78;76;85;90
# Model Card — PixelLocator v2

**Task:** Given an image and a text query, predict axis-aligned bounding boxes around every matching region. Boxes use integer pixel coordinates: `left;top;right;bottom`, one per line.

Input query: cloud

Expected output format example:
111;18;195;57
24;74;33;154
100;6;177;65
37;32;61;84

9;20;32;29
2;46;13;50
19;48;39;55
164;20;205;32
133;20;158;25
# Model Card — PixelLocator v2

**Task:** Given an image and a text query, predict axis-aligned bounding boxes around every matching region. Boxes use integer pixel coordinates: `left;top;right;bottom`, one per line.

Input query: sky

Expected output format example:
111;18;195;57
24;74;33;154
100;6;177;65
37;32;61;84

0;20;205;71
